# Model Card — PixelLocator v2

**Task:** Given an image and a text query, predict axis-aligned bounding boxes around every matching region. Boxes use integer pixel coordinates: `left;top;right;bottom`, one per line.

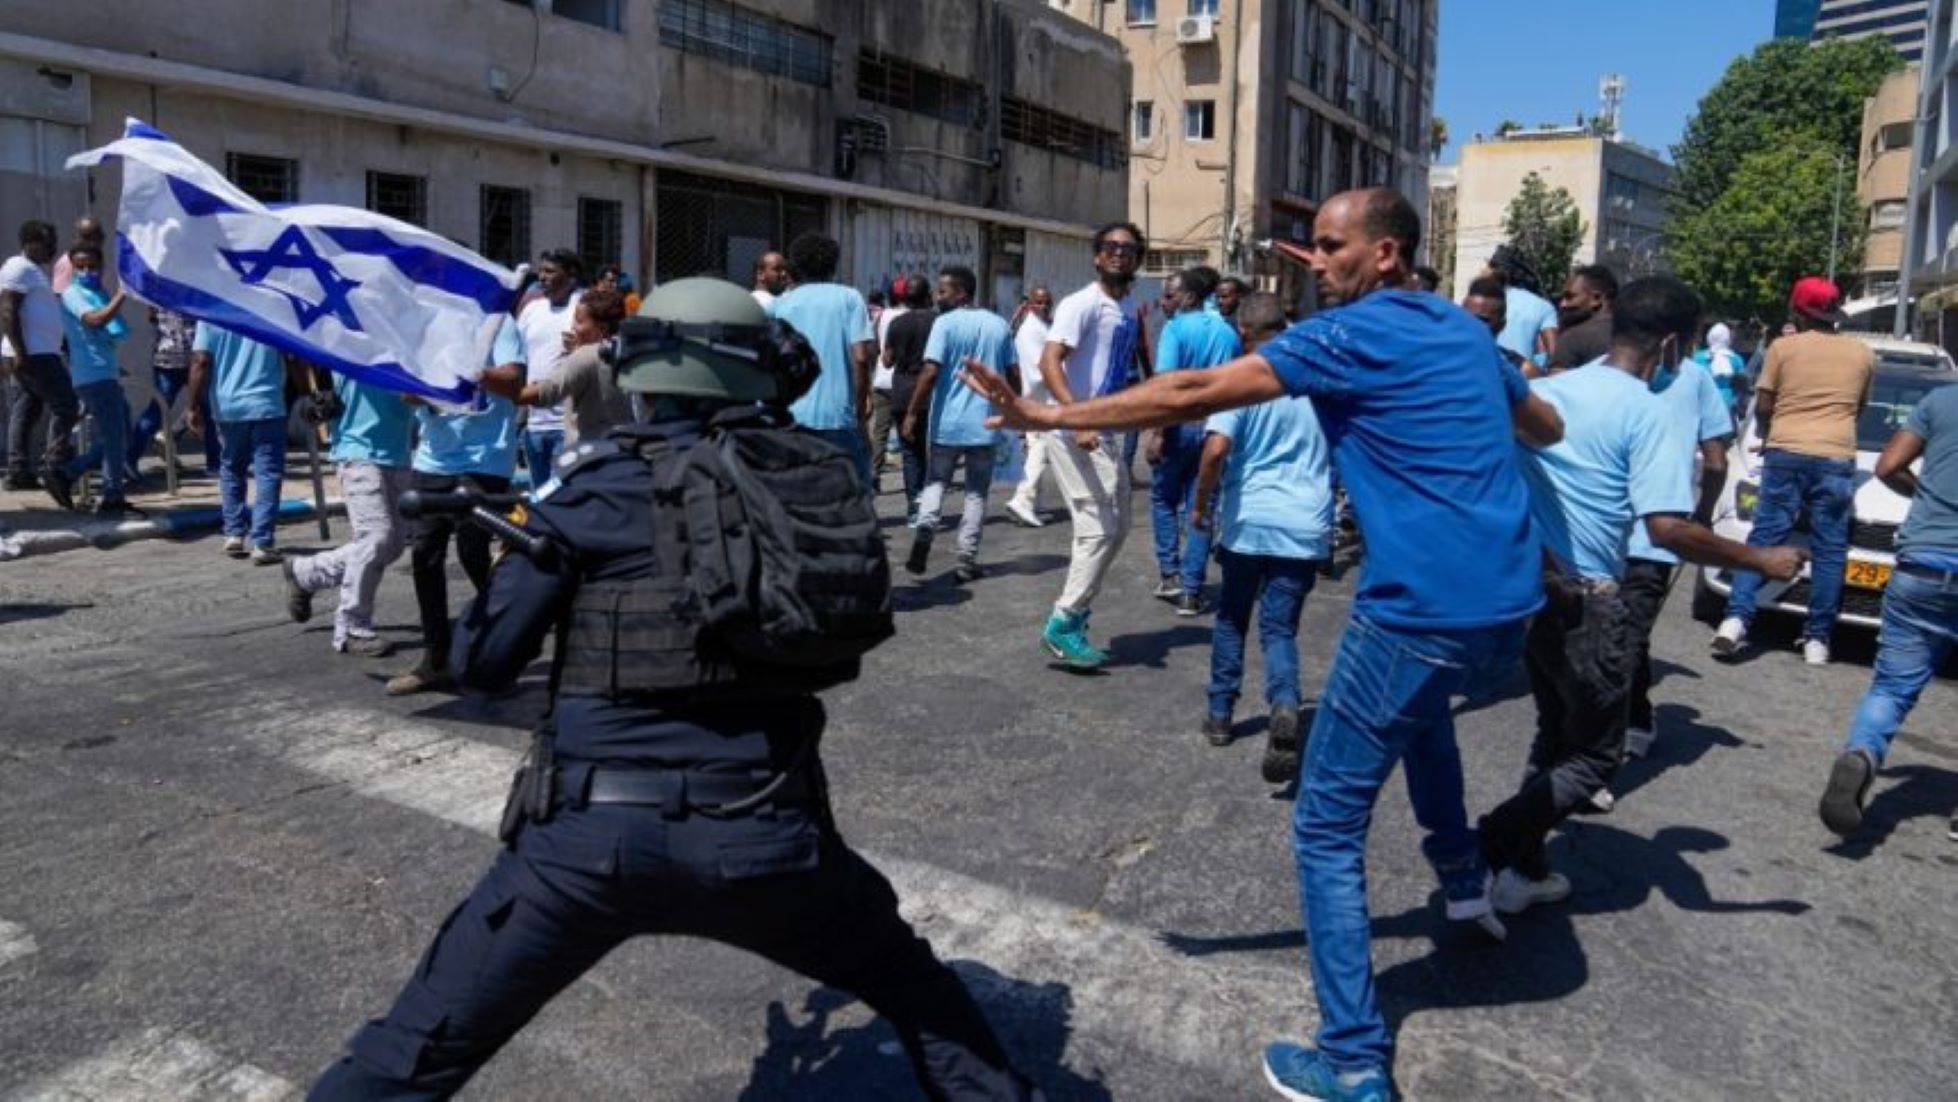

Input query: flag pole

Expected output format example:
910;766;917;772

299;363;333;540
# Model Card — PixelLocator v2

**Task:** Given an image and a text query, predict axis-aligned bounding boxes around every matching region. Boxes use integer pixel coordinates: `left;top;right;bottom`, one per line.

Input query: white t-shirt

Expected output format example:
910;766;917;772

752;288;777;311
1047;281;1140;407
0;255;64;358
516;290;582;431
1014;313;1053;404
872;305;908;392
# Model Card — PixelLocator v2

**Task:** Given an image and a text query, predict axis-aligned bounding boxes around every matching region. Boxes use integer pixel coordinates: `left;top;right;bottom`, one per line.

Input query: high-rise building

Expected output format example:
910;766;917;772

1811;0;1928;62
1776;0;1821;39
1056;0;1437;305
1897;0;1955;346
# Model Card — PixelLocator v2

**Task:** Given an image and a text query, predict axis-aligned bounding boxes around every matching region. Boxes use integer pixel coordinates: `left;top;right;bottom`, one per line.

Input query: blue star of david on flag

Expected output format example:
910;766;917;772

219;226;364;332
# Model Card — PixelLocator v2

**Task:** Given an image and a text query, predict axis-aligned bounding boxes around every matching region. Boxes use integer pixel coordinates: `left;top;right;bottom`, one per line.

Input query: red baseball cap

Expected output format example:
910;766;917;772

1789;276;1847;325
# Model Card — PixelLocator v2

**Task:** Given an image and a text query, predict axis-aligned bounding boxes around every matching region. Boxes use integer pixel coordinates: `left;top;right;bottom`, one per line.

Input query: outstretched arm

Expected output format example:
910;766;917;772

964;353;1287;433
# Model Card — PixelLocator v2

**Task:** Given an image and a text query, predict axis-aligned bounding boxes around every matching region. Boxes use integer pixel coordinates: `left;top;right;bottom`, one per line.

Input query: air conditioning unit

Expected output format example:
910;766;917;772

1175;15;1216;45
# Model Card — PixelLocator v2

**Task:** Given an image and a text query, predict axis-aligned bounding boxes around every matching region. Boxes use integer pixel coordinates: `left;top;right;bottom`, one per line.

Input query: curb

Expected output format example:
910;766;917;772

1;497;345;562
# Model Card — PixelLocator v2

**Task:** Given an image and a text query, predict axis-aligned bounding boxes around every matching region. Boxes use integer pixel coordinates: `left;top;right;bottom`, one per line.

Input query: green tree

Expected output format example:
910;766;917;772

1668;137;1865;322
1671;36;1900;216
1430;116;1449;161
1501;172;1587;294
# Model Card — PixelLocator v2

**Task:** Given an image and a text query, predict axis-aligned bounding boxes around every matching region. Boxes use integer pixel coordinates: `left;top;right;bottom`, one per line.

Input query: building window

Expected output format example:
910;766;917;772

857;52;986;127
577;197;624;274
1127;0;1157;25
660;0;833;87
1134;100;1155;142
1002;97;1126;170
1184;100;1216;142
1288;0;1316;86
365;171;427;226
1285;103;1309;196
225;153;298;205
1875;121;1913;153
655;170;827;284
479;185;532;269
503;0;621;31
1189;0;1220;16
1144;248;1208;274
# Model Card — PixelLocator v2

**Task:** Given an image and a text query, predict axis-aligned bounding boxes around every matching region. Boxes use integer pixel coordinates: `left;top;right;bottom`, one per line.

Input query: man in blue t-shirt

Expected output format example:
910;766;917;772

900;268;1015;582
1486;246;1558;365
187;322;295;563
963;187;1567;1101
388;316;527;697
1486;278;1804;919
1820;380;1958;837
55;245;135;514
283;365;418;656
1148;265;1243;614
771;232;875;485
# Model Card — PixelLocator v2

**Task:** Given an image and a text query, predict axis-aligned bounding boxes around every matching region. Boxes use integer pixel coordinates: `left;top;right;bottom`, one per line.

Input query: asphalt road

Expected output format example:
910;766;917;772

1;485;1954;1101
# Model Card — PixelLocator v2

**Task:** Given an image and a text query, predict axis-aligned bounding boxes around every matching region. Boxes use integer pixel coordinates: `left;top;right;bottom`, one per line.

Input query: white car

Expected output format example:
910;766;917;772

1694;337;1956;631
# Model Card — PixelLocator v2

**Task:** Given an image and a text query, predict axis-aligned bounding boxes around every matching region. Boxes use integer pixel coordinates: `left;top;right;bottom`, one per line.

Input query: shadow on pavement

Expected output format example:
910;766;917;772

1105;624;1211;670
1823;763;1958;859
1608;703;1745;802
740;962;1111;1101
0;601;94;625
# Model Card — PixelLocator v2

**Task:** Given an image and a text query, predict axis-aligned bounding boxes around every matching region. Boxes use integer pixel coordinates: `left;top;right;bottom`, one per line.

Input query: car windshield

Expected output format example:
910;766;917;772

1858;372;1957;452
1874;349;1954;372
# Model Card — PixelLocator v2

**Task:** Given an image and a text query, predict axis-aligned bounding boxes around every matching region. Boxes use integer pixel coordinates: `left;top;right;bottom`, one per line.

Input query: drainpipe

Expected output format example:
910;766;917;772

1221;0;1246;269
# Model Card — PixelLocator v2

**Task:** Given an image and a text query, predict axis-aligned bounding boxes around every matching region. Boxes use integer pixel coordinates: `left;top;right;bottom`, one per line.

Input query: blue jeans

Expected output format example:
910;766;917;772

68;379;131;501
1845;565;1958;765
1150;426;1212;593
1725;450;1855;641
217;417;287;548
521;429;564;484
128;367;218;475
1293;614;1526;1071
808;427;873;489
1208;548;1317;718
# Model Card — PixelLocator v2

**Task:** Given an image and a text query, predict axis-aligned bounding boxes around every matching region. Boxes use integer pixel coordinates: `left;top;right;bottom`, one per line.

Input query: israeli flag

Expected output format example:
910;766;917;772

66;118;522;403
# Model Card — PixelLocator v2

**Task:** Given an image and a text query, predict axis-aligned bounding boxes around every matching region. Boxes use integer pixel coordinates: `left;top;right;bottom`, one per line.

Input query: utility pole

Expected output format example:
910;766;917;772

1827;150;1846;283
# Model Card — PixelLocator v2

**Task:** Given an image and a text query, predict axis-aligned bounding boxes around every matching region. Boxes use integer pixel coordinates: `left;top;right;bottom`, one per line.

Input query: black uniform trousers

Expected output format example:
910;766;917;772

406;471;511;673
1480;578;1635;879
309;781;1035;1101
1619;558;1678;733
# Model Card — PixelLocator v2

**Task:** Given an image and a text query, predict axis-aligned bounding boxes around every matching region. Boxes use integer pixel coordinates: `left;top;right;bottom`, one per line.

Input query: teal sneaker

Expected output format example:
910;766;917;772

1262;1043;1392;1102
1042;609;1107;669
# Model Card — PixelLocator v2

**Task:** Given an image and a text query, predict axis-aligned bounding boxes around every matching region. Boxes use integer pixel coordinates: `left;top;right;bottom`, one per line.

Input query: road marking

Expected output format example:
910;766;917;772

6;1028;295;1101
0;920;36;967
201;697;1317;1073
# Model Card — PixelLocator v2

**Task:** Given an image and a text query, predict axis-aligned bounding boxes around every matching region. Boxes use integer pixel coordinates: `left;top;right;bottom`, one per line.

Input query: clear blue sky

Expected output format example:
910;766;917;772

1434;0;1777;164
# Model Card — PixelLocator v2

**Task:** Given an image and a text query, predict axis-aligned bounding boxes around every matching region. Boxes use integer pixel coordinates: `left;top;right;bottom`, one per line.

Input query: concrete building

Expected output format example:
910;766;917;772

1451;131;1673;296
1813;0;1929;63
1895;0;1958;347
1426;162;1456;295
0;0;1129;312
1856;65;1919;305
1057;0;1437;303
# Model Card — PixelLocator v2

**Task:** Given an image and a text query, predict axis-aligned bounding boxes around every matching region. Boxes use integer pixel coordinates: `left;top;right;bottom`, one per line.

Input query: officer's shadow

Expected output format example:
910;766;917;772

739;961;1112;1100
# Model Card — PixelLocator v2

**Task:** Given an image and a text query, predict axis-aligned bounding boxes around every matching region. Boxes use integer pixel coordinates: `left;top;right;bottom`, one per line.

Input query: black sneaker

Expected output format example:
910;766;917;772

904;531;933;576
1820;749;1876;838
1201;713;1233;747
1175;592;1208;617
93;497;146;518
2;473;42;491
43;468;75;511
1263;705;1303;783
282;558;314;624
954;556;981;583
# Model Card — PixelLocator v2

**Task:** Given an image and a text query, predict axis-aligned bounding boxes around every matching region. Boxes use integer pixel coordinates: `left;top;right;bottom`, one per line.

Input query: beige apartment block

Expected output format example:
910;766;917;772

1452;132;1672;296
1857;65;1919;300
0;0;1129;311
1057;0;1435;303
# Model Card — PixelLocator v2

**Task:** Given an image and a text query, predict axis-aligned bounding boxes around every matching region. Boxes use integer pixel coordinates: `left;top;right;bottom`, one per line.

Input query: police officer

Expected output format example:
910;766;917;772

309;279;1038;1100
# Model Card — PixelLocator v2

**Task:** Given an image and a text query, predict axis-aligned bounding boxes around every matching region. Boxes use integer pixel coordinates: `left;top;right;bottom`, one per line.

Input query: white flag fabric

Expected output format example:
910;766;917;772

67;118;521;403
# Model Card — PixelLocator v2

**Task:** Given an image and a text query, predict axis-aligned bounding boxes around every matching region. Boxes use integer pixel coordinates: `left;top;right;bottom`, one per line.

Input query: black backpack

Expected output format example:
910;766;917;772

673;407;895;669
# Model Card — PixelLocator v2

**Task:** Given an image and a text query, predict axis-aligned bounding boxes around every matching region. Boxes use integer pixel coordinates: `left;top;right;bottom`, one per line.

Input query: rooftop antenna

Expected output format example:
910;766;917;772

1599;73;1625;142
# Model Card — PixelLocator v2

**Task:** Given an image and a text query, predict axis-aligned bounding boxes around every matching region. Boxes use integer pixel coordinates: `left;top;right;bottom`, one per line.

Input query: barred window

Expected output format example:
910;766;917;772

225;153;298;204
1144;248;1207;275
660;0;832;87
365;171;427;226
1001;97;1125;171
857;52;986;128
577;197;624;275
480;185;532;269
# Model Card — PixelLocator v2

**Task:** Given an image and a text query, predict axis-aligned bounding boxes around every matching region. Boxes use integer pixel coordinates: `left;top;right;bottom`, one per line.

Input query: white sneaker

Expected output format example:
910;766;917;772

1801;638;1831;666
1624;724;1657;760
1711;617;1747;656
1587;788;1616;813
221;535;247;559
1491;868;1572;915
1004;499;1045;528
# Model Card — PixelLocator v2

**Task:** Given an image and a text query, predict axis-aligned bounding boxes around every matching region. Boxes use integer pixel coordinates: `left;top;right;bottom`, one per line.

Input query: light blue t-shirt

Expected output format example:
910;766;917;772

1899;383;1958;558
923;306;1016;447
1204;395;1333;561
415;318;526;478
1498;285;1557;364
1519;362;1692;581
193;322;287;423
1157;309;1243;374
1628;360;1734;565
329;373;416;467
59;281;128;387
774;283;873;431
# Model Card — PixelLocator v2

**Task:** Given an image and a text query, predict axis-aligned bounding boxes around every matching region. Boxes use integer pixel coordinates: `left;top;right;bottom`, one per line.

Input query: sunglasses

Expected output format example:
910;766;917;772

1096;241;1142;257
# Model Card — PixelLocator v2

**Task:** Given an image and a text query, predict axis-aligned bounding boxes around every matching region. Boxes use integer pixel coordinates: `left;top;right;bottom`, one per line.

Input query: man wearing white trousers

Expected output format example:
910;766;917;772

1037;223;1147;669
282;371;417;657
1005;283;1056;528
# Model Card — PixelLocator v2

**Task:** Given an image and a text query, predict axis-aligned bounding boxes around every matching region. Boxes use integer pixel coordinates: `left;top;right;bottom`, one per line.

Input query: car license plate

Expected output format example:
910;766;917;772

1846;561;1892;590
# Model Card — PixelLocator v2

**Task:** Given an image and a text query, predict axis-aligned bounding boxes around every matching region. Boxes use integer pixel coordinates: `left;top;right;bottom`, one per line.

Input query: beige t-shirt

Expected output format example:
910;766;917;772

1758;331;1874;460
530;343;634;445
